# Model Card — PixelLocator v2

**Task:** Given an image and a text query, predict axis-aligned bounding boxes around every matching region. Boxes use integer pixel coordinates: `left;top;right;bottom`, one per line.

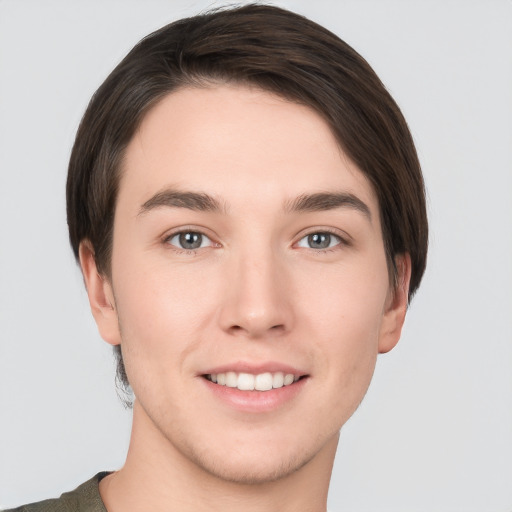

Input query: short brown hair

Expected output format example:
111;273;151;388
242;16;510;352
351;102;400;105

67;4;428;393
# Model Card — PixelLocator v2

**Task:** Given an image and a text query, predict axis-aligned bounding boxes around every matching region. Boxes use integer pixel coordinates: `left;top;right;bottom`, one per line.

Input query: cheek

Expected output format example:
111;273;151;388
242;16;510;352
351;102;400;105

110;249;225;365
111;266;209;406
304;258;389;342
302;261;389;402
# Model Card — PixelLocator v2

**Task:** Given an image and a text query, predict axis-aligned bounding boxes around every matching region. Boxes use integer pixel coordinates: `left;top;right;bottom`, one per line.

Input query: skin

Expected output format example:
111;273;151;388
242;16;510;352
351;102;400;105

80;85;410;512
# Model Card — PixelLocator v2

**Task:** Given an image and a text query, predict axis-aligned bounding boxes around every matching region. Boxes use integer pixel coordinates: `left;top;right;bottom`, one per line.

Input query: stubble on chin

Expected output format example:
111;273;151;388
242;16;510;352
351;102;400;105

165;426;340;487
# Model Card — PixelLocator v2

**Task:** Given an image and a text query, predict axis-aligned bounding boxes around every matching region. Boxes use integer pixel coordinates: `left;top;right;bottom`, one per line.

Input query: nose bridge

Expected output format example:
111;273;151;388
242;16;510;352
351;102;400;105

220;240;292;338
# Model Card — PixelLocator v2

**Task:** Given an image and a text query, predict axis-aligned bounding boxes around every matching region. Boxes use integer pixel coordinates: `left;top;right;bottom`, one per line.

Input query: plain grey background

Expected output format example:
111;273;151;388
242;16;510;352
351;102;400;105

1;0;511;510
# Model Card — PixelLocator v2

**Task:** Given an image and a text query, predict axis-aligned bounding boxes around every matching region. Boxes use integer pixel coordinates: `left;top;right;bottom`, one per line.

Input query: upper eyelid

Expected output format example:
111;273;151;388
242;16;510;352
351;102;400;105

167;231;212;242
293;227;352;244
295;232;344;250
162;226;215;242
164;230;217;252
160;226;352;247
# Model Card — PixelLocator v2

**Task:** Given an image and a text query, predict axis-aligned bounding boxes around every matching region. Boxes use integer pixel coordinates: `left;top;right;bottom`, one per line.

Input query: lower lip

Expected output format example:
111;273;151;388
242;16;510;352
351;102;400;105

201;377;308;413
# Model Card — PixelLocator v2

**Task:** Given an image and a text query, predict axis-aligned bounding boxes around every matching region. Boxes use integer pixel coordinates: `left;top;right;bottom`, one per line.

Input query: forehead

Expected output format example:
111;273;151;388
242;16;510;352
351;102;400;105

119;84;378;217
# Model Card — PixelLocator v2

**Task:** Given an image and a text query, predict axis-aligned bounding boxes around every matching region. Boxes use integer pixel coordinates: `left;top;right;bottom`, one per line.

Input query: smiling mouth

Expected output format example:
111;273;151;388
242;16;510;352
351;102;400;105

204;372;304;392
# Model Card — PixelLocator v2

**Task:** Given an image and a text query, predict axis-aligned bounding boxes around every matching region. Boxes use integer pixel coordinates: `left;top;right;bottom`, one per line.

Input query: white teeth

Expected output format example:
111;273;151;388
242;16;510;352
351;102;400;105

207;371;300;391
272;372;284;388
225;371;237;387
255;372;273;391
283;374;295;386
237;373;255;390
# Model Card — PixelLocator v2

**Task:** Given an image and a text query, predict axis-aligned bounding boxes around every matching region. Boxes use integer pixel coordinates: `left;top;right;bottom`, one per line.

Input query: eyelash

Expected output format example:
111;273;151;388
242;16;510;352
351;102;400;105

163;228;217;255
294;228;349;254
162;228;350;255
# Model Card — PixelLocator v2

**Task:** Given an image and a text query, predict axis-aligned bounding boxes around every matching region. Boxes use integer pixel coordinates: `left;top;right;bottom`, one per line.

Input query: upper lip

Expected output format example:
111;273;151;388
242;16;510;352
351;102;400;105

201;361;307;376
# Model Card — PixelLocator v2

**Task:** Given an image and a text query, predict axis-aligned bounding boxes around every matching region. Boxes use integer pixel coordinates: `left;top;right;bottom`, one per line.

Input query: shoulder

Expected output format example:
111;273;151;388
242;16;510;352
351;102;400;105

3;473;111;512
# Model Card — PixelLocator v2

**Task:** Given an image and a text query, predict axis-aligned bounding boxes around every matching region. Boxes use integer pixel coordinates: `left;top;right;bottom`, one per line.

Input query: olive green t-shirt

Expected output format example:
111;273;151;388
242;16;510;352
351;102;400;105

3;473;110;512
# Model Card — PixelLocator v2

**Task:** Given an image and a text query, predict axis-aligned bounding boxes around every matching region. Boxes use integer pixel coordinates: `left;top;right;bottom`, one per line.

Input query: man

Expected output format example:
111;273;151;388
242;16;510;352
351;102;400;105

6;4;427;511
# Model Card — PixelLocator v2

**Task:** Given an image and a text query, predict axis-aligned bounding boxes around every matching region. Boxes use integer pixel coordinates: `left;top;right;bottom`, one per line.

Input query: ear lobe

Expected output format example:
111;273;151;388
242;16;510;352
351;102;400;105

79;241;121;346
378;253;411;354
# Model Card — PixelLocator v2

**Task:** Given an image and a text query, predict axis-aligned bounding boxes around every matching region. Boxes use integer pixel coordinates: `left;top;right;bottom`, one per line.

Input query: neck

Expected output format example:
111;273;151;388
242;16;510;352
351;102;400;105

100;401;338;512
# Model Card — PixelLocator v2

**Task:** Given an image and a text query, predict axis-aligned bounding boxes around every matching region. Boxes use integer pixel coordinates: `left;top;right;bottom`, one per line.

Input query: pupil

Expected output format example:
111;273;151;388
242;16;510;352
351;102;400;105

179;232;202;249
309;233;330;249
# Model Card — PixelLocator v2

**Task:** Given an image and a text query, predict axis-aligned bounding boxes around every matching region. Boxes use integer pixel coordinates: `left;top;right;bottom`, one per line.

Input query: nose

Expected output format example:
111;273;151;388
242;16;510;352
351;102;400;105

218;247;294;339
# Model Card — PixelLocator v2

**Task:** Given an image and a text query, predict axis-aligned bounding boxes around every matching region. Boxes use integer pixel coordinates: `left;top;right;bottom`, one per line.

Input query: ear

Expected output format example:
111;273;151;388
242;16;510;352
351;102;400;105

79;240;121;346
378;253;412;354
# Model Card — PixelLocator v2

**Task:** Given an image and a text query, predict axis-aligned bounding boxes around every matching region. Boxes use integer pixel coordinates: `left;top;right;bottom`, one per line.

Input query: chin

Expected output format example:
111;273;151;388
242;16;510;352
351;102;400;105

169;422;341;486
186;443;317;485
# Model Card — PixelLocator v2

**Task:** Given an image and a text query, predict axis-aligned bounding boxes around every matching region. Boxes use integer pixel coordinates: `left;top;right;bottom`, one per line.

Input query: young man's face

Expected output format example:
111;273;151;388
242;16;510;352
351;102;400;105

82;85;408;483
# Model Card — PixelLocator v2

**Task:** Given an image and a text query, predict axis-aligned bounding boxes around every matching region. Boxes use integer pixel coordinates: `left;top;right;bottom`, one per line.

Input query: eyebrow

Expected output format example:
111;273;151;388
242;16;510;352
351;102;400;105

139;189;225;215
284;192;372;220
138;188;371;221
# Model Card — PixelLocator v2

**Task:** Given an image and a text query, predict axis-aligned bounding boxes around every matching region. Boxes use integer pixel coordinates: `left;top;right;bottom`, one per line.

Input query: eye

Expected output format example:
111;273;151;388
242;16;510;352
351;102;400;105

166;231;213;250
296;232;342;250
